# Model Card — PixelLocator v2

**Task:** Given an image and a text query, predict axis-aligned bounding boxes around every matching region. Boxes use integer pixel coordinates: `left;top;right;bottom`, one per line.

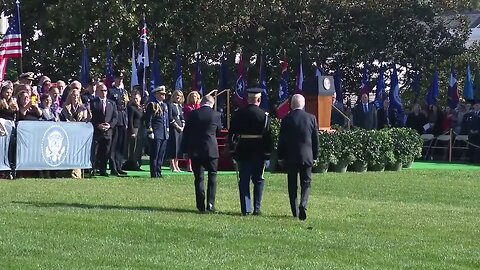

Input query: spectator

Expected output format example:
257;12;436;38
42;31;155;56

39;94;59;121
183;90;201;172
61;89;91;122
166;90;185;172
0;84;18;121
125;91;144;171
56;80;66;96
406;103;428;134
16;90;42;121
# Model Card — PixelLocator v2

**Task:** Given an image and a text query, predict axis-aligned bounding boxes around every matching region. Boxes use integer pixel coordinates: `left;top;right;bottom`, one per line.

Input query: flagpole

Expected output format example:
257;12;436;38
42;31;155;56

17;0;22;74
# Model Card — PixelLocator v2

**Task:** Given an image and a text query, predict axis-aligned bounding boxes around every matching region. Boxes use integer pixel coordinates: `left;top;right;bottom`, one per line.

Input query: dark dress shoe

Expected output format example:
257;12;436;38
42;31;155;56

206;203;215;212
299;206;307;221
99;172;109;177
111;171;120;176
118;170;128;175
133;167;144;171
253;210;262;216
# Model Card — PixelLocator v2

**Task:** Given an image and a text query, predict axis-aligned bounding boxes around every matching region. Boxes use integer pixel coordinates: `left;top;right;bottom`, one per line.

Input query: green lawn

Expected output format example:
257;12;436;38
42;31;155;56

0;170;479;269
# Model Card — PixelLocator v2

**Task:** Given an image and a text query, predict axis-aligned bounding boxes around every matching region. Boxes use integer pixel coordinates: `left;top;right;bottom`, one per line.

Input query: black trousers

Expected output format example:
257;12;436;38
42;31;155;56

149;138;167;178
287;165;312;217
110;125;128;173
191;157;218;211
92;136;112;174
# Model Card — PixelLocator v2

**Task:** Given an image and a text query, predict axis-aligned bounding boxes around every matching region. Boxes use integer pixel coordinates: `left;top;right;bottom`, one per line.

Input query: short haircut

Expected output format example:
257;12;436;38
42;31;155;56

200;95;215;106
290;94;305;110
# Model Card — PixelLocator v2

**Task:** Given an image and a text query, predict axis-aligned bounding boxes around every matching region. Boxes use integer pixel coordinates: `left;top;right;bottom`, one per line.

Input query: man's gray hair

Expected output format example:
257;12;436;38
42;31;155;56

200;95;215;107
290;94;305;110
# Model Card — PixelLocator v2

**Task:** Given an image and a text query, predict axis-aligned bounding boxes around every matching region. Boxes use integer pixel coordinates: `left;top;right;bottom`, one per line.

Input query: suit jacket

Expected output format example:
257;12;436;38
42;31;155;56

144;100;172;140
353;102;377;130
182;105;221;158
377;108;396;129
277;109;319;167
90;97;118;138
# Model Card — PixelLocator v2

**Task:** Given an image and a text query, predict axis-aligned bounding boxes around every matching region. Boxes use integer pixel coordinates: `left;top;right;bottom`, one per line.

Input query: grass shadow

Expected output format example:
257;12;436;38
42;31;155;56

12;201;293;219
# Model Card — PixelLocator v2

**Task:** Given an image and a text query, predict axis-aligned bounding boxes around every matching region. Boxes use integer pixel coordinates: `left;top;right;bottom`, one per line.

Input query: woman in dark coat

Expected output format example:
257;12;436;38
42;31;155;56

166;90;185;172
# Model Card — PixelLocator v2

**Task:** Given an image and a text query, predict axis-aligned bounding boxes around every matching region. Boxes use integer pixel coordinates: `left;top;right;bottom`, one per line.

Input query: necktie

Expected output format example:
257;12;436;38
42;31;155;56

364;104;368;113
102;99;106;114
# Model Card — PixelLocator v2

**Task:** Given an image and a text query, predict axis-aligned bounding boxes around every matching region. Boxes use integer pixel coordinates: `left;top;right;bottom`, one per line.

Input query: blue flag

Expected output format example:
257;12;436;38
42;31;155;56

217;51;229;109
360;65;370;95
463;64;474;101
389;63;402;111
174;49;183;91
334;65;343;103
192;53;204;96
411;70;421;102
105;40;114;88
130;43;138;91
150;45;163;95
80;43;90;87
374;66;386;108
426;68;439;106
258;50;269;111
137;16;149;95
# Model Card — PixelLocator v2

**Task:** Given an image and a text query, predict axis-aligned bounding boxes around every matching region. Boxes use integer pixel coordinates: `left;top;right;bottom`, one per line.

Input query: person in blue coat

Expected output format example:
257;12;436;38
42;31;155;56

277;94;319;220
144;86;172;178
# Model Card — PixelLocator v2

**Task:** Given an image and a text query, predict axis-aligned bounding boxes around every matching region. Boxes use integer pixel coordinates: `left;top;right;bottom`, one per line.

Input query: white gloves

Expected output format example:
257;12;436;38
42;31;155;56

148;133;155;140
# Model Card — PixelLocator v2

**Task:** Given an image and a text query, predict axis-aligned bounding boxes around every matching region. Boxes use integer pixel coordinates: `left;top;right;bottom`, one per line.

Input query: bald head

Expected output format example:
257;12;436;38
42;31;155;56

200;95;215;108
290;94;305;110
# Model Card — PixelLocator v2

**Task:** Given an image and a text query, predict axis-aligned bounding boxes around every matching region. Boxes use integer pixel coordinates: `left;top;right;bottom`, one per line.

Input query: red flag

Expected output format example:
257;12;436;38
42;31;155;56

277;55;290;119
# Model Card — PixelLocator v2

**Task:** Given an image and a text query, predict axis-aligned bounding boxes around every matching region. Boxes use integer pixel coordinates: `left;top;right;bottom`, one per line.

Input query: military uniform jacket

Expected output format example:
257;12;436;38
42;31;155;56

462;111;480;135
144;100;172;140
228;104;273;161
108;86;128;127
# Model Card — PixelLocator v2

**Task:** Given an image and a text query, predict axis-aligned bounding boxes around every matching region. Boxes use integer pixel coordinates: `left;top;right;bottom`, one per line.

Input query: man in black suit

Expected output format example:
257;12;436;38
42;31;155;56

144;86;172;178
90;83;118;176
182;95;222;212
277;94;319;220
353;93;377;130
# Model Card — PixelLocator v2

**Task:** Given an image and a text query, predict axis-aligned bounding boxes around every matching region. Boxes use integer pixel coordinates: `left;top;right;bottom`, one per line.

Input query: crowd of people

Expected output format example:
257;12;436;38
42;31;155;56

0;70;206;178
331;93;480;163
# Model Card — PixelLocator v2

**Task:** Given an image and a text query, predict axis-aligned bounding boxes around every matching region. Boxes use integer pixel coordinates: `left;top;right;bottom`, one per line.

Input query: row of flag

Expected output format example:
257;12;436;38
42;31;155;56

3;2;480;120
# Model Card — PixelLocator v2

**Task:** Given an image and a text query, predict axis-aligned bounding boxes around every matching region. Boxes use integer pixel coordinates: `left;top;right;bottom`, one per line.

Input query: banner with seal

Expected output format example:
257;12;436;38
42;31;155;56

16;121;93;170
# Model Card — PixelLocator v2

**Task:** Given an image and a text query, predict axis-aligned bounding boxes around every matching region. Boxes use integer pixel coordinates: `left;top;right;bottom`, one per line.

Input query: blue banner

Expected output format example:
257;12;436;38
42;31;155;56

16;121;93;170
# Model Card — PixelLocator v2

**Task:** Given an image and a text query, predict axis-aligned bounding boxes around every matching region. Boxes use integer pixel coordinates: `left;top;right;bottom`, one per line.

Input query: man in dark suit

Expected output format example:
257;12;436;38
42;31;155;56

228;88;273;216
90;83;118;176
277;94;319;220
182;95;222;212
353;93;377;130
144;86;172;178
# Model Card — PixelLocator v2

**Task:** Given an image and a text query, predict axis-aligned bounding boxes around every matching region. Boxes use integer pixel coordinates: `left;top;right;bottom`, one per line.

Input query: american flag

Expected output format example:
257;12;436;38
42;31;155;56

277;54;289;119
0;1;22;81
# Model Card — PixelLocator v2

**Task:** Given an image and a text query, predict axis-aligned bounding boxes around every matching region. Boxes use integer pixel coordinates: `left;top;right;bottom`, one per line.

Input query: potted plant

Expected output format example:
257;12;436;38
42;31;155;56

313;131;334;173
386;128;422;171
329;130;356;173
348;129;369;172
366;129;395;171
402;128;423;168
267;117;282;173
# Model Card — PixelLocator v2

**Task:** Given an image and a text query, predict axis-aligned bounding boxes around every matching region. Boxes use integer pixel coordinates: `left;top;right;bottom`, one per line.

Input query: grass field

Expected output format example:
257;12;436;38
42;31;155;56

1;169;479;269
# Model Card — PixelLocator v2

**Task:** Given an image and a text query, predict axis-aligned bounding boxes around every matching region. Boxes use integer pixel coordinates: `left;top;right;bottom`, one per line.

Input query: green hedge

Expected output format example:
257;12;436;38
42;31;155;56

269;123;422;173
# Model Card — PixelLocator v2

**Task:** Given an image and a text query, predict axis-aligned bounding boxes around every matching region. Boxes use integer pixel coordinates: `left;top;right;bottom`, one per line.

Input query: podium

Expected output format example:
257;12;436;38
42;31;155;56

303;76;335;131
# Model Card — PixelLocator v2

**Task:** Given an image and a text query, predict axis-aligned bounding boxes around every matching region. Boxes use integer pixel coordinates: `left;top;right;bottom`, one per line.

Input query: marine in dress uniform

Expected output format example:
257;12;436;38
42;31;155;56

144;86;172;178
228;88;273;216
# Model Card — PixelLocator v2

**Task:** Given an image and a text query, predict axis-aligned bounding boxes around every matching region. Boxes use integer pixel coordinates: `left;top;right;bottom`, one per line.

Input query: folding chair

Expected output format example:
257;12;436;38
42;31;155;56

452;134;469;161
420;134;435;160
430;131;452;161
